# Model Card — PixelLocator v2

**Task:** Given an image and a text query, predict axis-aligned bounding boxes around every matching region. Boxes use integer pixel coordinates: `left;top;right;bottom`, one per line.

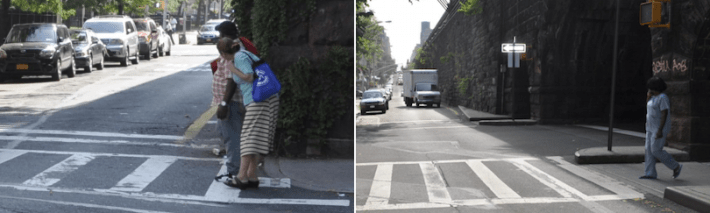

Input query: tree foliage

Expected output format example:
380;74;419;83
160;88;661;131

10;0;165;19
356;0;384;69
458;0;482;16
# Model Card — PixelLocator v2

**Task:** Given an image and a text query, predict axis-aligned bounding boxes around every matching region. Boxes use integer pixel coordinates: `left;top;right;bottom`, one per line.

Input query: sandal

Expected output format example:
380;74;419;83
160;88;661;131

247;180;260;189
223;176;249;190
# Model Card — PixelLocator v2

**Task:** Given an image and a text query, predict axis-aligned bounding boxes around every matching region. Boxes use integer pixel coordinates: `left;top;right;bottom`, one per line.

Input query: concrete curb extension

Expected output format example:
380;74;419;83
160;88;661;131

262;157;354;193
664;186;710;213
574;146;690;164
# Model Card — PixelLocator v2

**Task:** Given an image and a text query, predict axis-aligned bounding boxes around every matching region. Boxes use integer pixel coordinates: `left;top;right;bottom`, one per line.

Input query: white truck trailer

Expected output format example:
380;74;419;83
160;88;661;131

402;69;441;107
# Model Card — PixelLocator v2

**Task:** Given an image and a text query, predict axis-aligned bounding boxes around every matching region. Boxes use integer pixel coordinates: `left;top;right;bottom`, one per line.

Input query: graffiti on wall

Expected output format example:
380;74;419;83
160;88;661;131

652;56;688;75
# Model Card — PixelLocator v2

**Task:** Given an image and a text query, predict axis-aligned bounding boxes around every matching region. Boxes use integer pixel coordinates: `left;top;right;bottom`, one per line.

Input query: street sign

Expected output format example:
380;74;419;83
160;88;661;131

501;43;526;53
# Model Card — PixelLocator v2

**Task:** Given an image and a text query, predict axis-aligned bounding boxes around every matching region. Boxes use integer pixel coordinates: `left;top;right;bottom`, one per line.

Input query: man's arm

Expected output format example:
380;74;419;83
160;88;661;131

216;79;237;119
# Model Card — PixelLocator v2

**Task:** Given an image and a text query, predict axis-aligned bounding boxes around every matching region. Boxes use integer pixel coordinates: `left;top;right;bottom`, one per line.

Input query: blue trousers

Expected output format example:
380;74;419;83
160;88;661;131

644;131;679;178
218;101;245;175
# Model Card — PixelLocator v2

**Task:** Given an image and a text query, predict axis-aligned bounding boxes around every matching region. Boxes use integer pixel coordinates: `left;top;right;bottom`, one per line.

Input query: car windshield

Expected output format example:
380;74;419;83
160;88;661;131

363;92;383;99
5;25;56;43
200;25;215;32
70;31;88;44
134;21;150;31
84;22;124;33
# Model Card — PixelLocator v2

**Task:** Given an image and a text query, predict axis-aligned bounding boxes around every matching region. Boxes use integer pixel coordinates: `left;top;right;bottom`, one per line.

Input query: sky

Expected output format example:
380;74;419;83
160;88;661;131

367;0;446;69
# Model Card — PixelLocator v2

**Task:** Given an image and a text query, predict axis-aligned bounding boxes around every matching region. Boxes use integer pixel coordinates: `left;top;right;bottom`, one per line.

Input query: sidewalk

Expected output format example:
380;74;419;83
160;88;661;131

458;105;710;212
263;156;353;193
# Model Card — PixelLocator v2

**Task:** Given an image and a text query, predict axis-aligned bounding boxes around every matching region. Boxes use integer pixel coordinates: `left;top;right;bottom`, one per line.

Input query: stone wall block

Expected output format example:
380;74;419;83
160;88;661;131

670;94;691;117
692;117;710;144
669;117;692;144
665;81;689;95
308;1;353;46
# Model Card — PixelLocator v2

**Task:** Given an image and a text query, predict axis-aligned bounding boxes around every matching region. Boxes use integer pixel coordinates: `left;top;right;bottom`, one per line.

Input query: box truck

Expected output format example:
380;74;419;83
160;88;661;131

402;69;441;107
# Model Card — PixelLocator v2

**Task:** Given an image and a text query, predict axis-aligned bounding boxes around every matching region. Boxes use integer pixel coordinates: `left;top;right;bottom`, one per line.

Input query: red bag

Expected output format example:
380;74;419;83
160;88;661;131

210;59;219;75
239;37;260;57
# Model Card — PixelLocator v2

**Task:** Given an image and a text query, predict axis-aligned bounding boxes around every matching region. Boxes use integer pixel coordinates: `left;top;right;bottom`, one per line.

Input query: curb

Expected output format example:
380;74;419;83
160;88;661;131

479;119;538;126
574;146;690;164
664;186;710;213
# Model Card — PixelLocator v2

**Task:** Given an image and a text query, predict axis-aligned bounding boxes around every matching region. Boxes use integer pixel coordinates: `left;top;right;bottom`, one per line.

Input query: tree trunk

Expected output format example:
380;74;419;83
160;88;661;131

197;0;204;26
1;0;9;44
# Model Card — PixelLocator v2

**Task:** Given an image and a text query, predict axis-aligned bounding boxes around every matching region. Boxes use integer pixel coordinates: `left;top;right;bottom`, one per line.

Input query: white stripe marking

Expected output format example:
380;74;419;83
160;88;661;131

507;159;576;198
0;128;184;140
357;197;580;211
419;162;452;203
111;157;177;192
465;160;521;199
0;148;222;162
365;164;393;207
356;157;538;167
0;149;27;165
206;120;218;124
0;135;217;149
0;194;170;213
23;154;94;187
575;125;645;138
547;156;644;199
377;126;469;132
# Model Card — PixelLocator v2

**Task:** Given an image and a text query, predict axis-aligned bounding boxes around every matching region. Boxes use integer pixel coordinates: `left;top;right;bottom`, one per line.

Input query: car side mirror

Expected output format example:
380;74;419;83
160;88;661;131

58;37;64;43
151;29;158;34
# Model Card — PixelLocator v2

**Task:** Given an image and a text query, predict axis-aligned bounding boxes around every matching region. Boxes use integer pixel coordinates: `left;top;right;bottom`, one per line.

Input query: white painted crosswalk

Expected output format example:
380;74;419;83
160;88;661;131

0;129;351;207
356;157;644;211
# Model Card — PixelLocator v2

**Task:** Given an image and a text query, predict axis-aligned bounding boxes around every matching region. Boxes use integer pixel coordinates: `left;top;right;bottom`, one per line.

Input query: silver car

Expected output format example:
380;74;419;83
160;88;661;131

83;15;140;66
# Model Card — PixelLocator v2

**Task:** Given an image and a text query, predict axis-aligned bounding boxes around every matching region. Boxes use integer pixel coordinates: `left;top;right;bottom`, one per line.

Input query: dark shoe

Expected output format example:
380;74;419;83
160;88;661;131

247;180;260;189
224;176;248;190
639;175;656;179
673;164;683;179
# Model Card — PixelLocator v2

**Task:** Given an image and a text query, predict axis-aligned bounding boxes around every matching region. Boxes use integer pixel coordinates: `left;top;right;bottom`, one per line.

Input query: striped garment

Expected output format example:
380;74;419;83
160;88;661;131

240;94;279;156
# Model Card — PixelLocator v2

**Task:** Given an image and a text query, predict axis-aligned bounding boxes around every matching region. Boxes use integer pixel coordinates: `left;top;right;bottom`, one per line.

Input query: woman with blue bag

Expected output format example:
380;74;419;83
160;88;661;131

217;37;280;189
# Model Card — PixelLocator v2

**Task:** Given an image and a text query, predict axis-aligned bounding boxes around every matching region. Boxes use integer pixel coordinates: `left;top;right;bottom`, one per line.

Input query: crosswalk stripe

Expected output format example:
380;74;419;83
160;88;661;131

204;164;242;202
547;156;644;199
507;159;576;199
23;153;94;187
0;128;183;140
0;149;27;165
0;135;218;149
465;160;521;199
419;162;452;203
110;156;177;192
366;164;393;207
0;148;222;162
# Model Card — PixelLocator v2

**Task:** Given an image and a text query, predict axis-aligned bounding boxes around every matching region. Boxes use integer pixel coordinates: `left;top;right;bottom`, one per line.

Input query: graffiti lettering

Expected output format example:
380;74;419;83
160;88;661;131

653;60;670;74
673;59;687;72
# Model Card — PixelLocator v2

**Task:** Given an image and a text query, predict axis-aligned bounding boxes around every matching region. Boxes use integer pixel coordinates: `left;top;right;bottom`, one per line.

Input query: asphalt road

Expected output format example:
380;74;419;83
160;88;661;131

355;84;695;213
0;42;353;213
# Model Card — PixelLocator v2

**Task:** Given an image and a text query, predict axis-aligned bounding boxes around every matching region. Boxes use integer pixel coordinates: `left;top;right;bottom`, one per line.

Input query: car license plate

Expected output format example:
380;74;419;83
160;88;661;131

206;39;211;42
370;105;375;108
16;64;28;70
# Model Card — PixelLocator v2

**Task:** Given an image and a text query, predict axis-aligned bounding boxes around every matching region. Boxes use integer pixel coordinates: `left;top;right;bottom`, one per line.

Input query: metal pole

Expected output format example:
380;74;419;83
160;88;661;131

162;0;167;29
608;0;620;151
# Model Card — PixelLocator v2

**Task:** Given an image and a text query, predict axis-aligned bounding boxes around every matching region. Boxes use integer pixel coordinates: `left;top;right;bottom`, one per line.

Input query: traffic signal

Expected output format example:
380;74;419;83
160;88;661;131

155;1;165;9
640;0;670;28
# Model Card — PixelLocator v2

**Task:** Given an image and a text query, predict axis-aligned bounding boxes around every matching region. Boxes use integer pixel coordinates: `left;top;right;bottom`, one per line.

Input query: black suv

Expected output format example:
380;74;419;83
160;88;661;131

0;23;76;81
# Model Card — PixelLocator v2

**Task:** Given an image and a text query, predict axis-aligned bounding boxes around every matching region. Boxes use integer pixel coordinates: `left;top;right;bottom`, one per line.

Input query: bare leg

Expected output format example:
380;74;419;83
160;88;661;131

247;155;263;180
237;155;253;181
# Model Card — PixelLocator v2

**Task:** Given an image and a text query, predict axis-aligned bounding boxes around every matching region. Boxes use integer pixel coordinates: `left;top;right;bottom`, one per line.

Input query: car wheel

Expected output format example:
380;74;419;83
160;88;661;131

152;45;159;58
361;110;366;115
131;49;139;64
66;59;76;78
158;44;164;56
144;48;151;61
84;54;93;72
382;109;386;114
436;103;441;108
52;60;62;81
121;49;129;66
96;55;104;70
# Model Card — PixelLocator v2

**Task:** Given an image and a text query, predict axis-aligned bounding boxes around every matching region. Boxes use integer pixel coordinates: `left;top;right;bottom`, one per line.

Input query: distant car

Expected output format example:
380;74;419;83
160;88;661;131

83;15;140;66
0;23;76;81
360;89;389;114
133;18;160;60
205;19;228;25
384;85;393;100
197;25;219;45
155;26;172;56
397;77;403;85
70;29;106;72
379;88;392;101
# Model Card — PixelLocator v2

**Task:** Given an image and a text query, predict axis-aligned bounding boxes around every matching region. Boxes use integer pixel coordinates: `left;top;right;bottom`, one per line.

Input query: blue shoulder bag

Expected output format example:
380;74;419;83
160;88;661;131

242;51;281;102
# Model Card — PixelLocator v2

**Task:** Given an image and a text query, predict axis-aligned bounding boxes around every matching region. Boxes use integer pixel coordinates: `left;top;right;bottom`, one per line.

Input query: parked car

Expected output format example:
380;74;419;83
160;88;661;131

360;89;389;114
155;26;172;56
379;88;392;101
197;24;219;45
83;15;140;66
0;23;76;81
384;85;393;100
70;29;106;72
133;18;160;60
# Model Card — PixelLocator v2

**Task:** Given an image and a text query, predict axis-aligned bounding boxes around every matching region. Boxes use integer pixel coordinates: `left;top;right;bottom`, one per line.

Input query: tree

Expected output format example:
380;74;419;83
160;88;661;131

10;0;159;18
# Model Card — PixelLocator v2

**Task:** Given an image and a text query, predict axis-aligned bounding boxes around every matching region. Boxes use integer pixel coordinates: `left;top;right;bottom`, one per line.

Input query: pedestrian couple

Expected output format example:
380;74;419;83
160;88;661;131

211;21;279;189
640;77;682;180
